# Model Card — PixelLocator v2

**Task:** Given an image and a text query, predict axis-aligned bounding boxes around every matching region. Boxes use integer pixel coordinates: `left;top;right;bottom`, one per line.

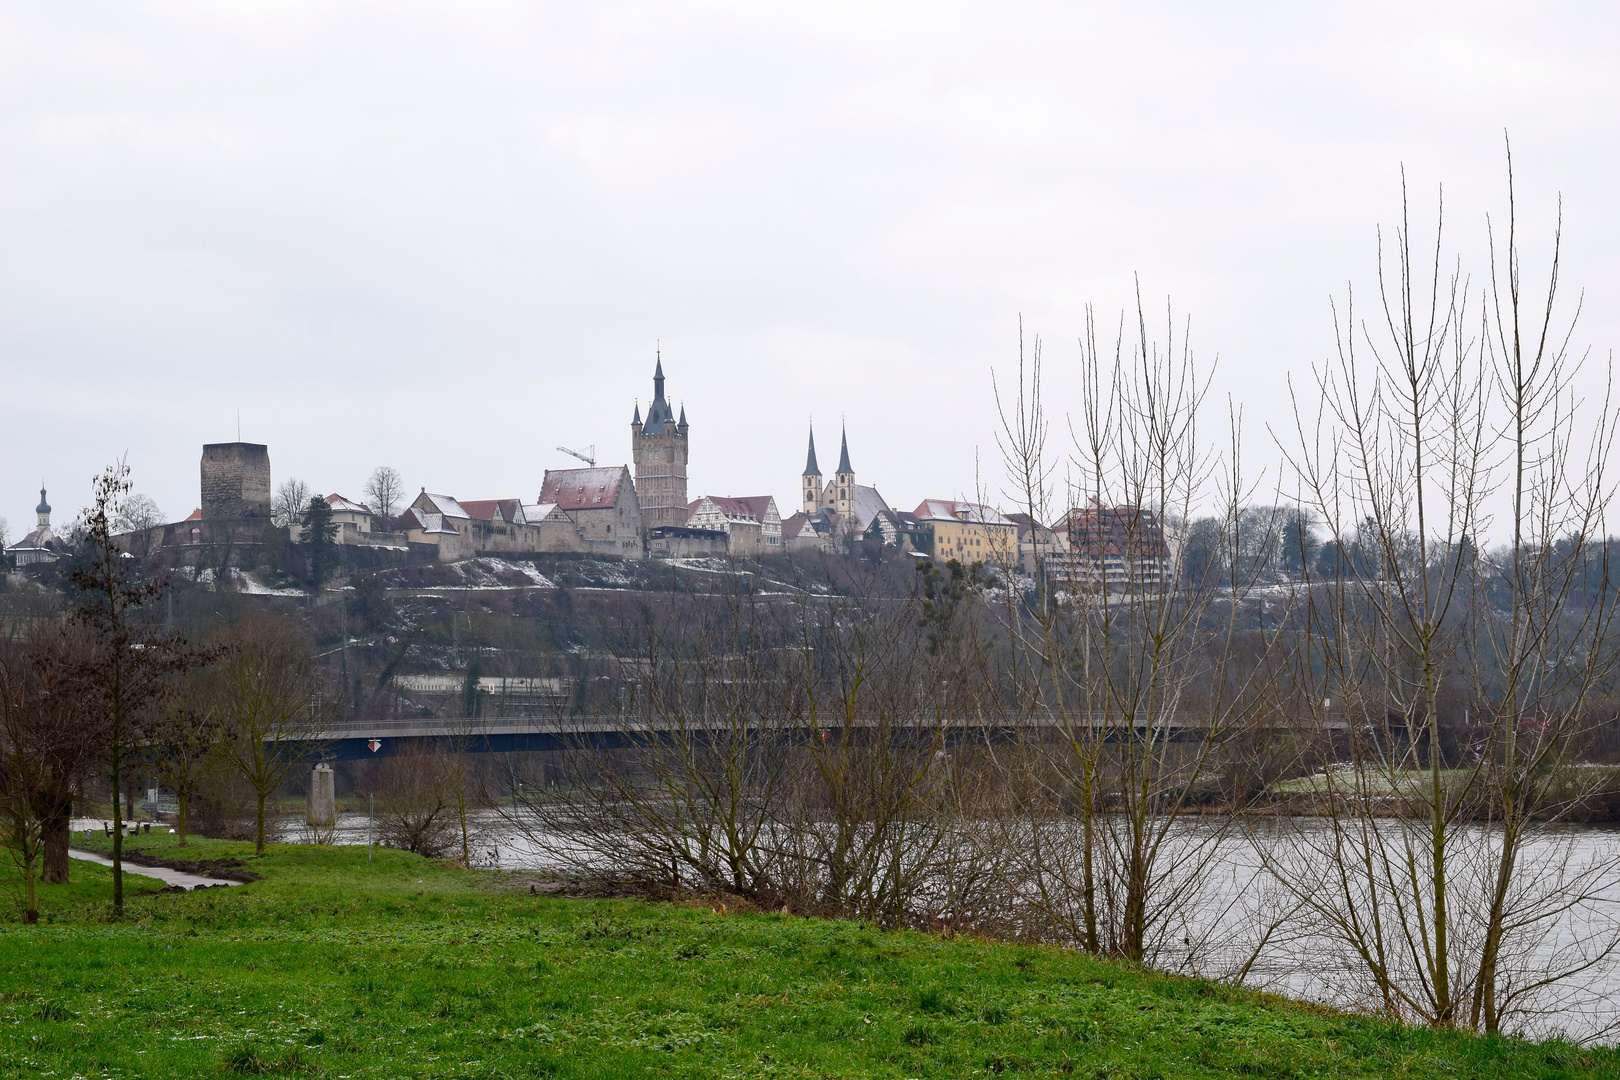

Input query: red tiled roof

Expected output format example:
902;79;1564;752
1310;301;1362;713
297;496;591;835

460;499;525;524
692;496;760;523
539;468;627;511
735;496;777;521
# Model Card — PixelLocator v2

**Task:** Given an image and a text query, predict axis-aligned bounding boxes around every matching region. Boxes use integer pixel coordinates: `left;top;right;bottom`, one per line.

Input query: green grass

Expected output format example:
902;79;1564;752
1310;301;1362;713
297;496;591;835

0;835;1614;1078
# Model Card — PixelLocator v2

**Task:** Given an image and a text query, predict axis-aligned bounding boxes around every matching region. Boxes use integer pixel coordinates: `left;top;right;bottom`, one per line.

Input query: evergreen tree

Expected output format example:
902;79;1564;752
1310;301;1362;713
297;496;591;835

1280;509;1320;579
301;496;339;588
460;652;483;720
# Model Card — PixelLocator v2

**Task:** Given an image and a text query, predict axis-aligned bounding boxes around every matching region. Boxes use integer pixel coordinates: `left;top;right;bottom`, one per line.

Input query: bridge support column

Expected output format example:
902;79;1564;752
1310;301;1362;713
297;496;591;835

307;764;336;829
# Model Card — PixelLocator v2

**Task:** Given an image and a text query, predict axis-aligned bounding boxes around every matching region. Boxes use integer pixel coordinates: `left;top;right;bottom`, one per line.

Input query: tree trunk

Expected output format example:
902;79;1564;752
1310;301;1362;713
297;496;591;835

41;801;70;885
255;790;267;855
110;741;124;912
24;850;38;924
176;793;189;848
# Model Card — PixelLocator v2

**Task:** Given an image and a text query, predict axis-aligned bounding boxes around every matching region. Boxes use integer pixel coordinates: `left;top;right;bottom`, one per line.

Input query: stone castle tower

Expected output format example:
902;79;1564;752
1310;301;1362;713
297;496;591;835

200;442;272;521
631;356;689;528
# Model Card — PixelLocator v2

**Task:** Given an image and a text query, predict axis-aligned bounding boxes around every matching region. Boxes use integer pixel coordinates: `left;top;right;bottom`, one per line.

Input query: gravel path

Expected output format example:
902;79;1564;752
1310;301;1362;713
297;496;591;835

67;849;243;890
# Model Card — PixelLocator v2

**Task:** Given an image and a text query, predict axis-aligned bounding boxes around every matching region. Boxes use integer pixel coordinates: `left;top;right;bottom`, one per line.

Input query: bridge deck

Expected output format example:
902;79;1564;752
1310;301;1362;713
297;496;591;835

291;713;1341;760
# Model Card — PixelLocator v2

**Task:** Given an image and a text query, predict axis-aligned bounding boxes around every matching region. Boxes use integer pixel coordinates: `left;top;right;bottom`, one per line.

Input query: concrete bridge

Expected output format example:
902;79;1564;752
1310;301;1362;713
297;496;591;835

294;712;1258;761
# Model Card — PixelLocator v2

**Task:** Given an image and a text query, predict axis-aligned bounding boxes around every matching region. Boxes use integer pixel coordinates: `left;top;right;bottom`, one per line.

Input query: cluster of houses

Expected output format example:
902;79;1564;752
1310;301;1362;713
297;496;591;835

6;361;1179;589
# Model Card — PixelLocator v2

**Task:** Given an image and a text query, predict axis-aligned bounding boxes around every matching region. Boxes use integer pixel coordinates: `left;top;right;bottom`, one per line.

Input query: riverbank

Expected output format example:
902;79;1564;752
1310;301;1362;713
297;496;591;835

1;836;1614;1078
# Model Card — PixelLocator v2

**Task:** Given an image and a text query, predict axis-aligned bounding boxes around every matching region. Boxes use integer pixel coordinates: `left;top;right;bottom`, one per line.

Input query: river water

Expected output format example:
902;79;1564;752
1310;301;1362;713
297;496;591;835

313;810;1620;1044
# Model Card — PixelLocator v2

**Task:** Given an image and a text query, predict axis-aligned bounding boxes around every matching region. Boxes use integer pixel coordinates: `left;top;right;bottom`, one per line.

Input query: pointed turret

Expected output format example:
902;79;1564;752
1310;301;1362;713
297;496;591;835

802;425;823;515
832;425;855;519
643;352;674;433
677;404;688;433
35;484;51;528
632;403;642;425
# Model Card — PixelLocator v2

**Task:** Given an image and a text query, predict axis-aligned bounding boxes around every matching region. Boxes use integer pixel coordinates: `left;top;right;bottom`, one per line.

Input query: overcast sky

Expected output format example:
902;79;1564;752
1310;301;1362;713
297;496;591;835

2;2;1617;540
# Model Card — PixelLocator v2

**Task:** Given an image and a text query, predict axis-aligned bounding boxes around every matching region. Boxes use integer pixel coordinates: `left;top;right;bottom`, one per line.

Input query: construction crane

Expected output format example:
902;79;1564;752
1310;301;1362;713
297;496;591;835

556;444;596;467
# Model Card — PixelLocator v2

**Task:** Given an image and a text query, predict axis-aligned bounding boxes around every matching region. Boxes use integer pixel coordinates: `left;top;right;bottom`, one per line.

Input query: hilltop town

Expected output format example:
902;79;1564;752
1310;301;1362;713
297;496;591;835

3;358;1177;590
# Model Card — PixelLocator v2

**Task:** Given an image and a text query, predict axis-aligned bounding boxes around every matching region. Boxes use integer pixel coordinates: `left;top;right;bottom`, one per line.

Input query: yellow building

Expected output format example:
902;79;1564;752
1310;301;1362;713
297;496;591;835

912;499;1018;569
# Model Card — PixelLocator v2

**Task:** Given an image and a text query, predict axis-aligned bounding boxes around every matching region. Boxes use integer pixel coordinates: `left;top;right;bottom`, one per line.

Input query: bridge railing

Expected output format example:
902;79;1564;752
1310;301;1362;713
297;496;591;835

302;709;1332;743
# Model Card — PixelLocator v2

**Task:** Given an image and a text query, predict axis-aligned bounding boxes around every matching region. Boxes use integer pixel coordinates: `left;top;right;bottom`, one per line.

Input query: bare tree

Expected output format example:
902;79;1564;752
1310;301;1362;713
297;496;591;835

364;466;404;525
993;293;1277;966
0;630;101;921
113;493;164;557
272;478;311;529
509;583;794;900
213;617;322;855
771;564;981;925
69;458;189;911
373;748;460;858
1267;153;1620;1037
142;669;226;847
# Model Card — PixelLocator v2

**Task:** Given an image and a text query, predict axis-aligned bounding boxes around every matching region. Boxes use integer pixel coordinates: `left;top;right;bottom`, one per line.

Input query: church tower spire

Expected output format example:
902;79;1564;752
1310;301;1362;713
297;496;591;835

833;423;855;518
802;425;822;514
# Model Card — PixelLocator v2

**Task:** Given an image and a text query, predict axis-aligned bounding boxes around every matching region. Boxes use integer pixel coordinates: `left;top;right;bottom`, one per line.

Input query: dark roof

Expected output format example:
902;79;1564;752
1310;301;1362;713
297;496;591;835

36;486;49;515
632;403;641;425
837;427;853;474
678;405;687;427
803;428;820;476
643;355;676;434
782;509;841;539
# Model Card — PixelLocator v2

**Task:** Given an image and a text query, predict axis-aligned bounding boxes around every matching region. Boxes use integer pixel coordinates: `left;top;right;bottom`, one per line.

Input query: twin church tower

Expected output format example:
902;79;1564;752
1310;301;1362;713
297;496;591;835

629;355;860;528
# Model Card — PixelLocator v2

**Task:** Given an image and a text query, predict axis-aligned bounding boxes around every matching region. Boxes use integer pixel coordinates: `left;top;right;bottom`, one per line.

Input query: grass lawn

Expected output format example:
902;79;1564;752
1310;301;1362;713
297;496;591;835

1;835;1614;1078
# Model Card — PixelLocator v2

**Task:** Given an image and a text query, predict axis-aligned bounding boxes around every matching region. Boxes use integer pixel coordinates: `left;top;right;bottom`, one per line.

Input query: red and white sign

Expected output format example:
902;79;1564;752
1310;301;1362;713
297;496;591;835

367;739;383;753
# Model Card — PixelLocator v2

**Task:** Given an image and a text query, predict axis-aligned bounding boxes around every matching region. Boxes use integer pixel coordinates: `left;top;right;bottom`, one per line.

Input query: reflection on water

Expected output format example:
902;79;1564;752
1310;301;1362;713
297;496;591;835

313;811;1620;1043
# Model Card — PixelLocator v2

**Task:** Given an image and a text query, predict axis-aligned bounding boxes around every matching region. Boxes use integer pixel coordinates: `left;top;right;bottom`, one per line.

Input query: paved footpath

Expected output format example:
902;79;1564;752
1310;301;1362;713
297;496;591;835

67;849;243;891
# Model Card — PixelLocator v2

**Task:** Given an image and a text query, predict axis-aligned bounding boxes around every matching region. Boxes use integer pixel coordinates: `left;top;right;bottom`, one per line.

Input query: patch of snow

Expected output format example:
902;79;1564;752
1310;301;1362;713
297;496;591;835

664;558;742;574
231;568;306;596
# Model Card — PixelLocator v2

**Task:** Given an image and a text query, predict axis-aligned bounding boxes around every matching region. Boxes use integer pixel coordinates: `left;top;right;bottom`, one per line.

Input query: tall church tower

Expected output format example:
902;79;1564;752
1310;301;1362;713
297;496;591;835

830;425;855;518
631;354;690;528
802;426;822;514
